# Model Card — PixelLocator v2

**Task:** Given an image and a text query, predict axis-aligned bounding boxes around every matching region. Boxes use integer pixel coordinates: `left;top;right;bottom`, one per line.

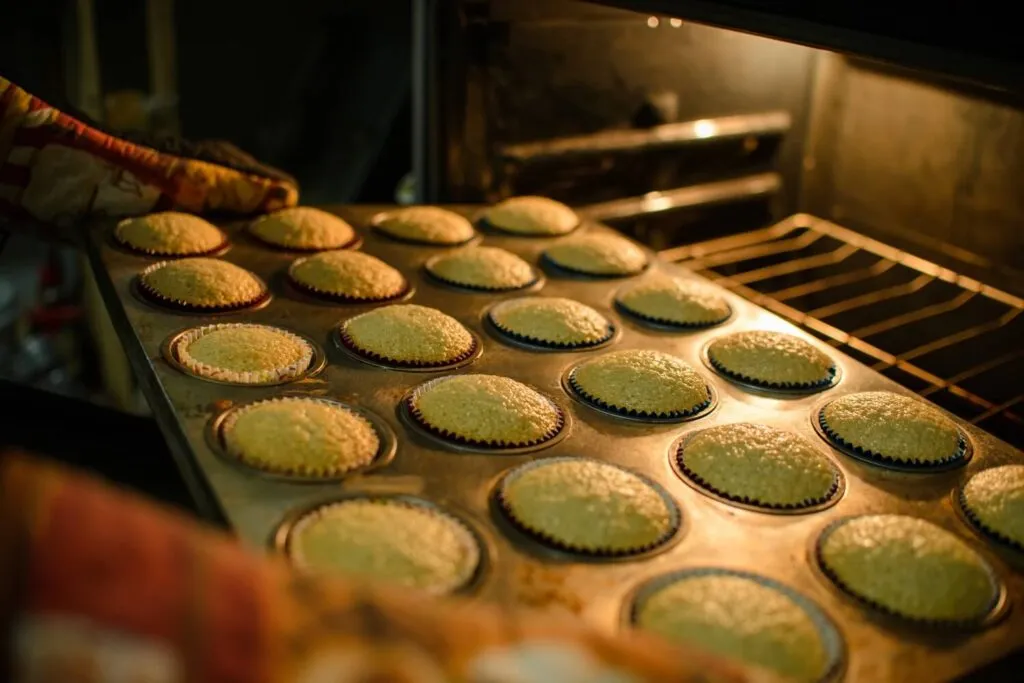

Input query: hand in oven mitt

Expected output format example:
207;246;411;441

0;77;298;229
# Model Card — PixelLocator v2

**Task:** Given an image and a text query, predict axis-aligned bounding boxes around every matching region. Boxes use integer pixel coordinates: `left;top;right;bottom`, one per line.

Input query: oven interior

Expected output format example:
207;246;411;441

419;0;1024;450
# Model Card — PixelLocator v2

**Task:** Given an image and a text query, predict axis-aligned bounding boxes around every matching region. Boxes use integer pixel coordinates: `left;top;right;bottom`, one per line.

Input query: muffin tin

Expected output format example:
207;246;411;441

86;205;1024;682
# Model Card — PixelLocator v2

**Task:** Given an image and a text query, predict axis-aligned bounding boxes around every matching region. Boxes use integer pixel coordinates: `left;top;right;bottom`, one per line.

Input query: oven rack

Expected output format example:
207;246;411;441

662;213;1024;450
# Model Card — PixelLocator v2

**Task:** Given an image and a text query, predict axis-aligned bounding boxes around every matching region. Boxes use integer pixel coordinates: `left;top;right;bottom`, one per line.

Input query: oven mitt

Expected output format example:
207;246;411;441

0;452;769;683
0;77;298;229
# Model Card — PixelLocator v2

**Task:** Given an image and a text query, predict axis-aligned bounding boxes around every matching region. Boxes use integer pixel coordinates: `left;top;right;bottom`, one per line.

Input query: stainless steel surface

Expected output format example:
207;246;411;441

86;205;1024;681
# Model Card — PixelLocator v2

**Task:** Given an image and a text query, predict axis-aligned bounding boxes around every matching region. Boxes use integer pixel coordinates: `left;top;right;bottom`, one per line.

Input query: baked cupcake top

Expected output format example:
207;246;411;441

288;498;481;595
374;206;475;245
140;258;266;309
820;391;962;465
426;246;536;291
340;304;475;366
409;374;562;448
173;323;314;384
707;330;836;389
679;424;839;509
115;212;226;256
482;196;578;236
633;572;832;683
570;349;711;418
289;250;407;301
488;297;613;348
222;398;379;477
543;233;648;276
497;457;678;555
961;465;1024;549
250;207;356;250
818;514;998;623
616;275;731;327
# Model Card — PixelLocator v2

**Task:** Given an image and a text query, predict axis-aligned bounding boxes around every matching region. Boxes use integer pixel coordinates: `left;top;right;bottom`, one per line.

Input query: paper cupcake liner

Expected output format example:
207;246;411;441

219;397;380;478
337;326;479;369
566;369;713;421
614;299;732;330
424;265;540;293
540;252;647;279
114;229;230;259
493;458;681;558
817;409;968;471
137;261;269;313
486;311;615;350
172;323;314;384
814;520;1002;629
404;390;565;450
957;489;1024;554
707;353;838;392
287;266;411;304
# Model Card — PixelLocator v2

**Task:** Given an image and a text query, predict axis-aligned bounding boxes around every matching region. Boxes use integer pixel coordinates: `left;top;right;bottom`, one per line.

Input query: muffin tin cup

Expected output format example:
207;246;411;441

484;309;618;353
623;567;847;683
954;488;1024;556
671;429;845;515
134;264;272;315
539;252;649;280
492;457;682;560
423;258;544;294
333;326;482;373
368;211;481;247
812;399;973;473
561;366;717;424
613;299;732;332
272;493;490;596
111;227;231;260
474;215;581;238
810;518;1009;632
701;341;841;396
286;269;415;306
205;395;397;483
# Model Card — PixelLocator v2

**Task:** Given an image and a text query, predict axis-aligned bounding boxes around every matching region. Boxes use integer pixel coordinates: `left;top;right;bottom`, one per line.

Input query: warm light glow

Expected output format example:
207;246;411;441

693;119;717;138
641;191;671;212
670;18;683;27
647;16;659;28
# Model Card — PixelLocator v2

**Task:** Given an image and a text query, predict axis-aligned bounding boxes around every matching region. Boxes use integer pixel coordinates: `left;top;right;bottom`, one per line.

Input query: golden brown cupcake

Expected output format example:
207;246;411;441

222;397;380;477
632;570;837;683
482;196;578;236
138;258;267;311
249;207;357;250
616;275;731;328
339;304;476;368
677;424;840;510
407;374;563;448
487;297;613;349
817;514;999;624
568;349;711;419
374;206;476;245
287;497;481;595
172;323;315;384
425;246;537;291
115;212;227;257
960;465;1024;551
707;330;837;390
495;457;679;555
289;250;408;302
542;233;648;277
819;391;965;468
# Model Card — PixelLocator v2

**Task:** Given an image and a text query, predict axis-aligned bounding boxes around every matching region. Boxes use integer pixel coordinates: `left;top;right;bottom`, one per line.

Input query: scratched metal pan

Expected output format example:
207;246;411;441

85;205;1024;682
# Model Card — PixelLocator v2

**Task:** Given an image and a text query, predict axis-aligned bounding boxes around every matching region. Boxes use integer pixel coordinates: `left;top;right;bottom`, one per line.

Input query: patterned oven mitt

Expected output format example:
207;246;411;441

0;77;298;229
0;452;770;683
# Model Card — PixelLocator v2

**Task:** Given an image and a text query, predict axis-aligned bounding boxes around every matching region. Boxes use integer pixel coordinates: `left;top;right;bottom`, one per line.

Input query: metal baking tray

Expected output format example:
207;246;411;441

86;206;1024;682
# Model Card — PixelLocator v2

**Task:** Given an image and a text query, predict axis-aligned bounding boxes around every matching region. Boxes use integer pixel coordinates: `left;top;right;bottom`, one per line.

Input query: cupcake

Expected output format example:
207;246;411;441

115;212;227;257
338;304;476;368
706;330;837;391
678;424;840;511
407;374;563;449
171;323;315;384
286;497;481;595
818;391;965;469
615;275;731;328
289;250;408;302
495;457;679;556
426;246;537;291
482;196;578;236
249;207;357;250
960;465;1024;551
568;349;712;420
817;514;1000;624
374;206;476;245
488;297;614;349
138;258;267;311
542;234;647;277
221;397;380;477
